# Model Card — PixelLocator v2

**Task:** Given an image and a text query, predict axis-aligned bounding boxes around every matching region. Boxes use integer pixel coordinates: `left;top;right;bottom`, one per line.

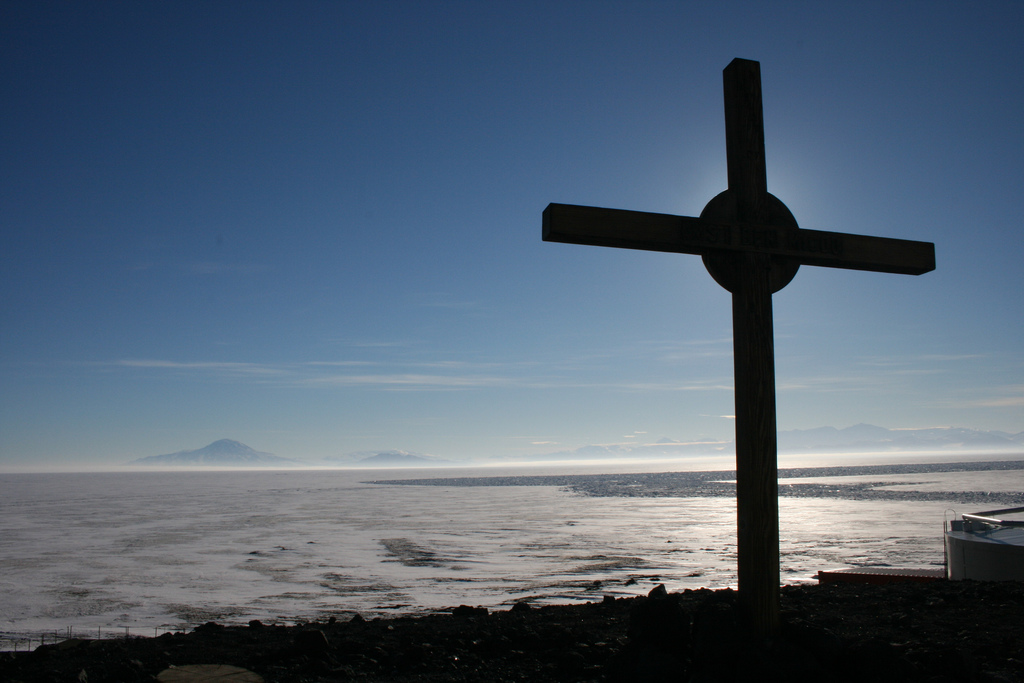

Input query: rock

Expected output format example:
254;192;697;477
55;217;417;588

980;670;1019;683
629;595;689;651
451;605;488;617
194;621;224;632
157;664;264;682
630;647;687;682
294;628;330;656
782;620;845;666
689;596;746;680
4;583;1024;682
844;637;918;682
617;591;691;680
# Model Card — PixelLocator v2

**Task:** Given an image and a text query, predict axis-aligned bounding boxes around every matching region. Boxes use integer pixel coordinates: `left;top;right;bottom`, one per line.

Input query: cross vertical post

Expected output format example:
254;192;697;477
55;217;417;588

723;58;781;637
731;252;780;636
724;58;767;218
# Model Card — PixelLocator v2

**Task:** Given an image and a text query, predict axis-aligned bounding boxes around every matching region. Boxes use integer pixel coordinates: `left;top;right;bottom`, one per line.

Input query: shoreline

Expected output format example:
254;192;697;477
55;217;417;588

3;581;1023;682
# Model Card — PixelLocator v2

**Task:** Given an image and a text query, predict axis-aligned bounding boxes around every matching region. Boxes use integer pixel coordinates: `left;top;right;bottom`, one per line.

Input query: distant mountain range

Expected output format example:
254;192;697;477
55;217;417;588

130;443;452;468
777;424;1024;452
537;424;1024;461
129;426;1022;469
130;439;300;467
354;451;452;467
322;449;454;467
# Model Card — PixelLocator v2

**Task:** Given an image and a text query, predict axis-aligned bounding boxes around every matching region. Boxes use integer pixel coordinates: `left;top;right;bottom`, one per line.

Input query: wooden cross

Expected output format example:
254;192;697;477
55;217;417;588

542;58;935;637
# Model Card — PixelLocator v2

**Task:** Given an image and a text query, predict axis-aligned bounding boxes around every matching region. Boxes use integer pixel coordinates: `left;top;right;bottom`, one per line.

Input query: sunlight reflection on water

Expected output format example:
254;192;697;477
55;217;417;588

0;462;1012;641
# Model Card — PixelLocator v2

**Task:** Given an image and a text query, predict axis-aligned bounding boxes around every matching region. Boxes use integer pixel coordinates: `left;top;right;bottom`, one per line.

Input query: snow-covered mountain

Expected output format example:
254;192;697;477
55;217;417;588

356;451;452;467
321;449;454;467
537;425;1023;461
130;439;300;467
778;424;1024;452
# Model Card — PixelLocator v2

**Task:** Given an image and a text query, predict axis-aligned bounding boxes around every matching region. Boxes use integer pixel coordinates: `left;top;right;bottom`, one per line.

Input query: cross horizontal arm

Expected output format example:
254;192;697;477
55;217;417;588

543;203;935;276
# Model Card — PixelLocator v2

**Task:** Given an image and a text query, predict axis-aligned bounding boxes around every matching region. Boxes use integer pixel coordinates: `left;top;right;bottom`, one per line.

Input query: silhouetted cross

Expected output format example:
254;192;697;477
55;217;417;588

543;58;935;637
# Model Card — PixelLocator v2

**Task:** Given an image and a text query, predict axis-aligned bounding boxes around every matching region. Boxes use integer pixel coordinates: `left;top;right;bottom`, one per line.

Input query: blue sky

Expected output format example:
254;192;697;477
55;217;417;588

2;1;1021;467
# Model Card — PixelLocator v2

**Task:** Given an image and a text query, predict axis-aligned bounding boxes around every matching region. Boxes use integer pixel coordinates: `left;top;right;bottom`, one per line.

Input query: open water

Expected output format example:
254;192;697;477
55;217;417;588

1;454;1021;649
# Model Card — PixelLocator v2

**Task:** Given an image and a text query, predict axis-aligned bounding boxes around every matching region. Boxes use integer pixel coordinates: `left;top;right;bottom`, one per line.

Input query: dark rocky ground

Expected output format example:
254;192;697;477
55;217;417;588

3;580;1023;682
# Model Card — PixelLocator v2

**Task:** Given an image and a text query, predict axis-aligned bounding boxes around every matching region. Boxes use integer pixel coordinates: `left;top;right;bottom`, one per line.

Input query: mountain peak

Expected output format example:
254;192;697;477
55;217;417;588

355;450;451;467
130;440;299;467
201;439;262;453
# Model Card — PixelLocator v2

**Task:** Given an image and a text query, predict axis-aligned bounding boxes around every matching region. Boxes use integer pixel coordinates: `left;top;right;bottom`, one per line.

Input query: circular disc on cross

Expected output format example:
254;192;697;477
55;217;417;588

699;188;801;294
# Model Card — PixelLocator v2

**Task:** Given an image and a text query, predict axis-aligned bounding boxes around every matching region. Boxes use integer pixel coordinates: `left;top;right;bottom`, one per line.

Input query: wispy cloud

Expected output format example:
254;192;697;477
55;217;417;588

188;262;270;275
969;385;1024;408
339;340;416;349
300;373;510;390
114;360;284;375
646;338;734;363
108;358;527;391
103;358;735;393
857;353;986;368
778;374;880;392
977;397;1024;407
612;381;733;392
304;361;378;367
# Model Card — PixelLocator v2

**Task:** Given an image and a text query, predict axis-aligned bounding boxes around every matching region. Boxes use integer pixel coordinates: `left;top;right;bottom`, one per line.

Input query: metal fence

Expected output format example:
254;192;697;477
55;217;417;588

0;623;187;653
